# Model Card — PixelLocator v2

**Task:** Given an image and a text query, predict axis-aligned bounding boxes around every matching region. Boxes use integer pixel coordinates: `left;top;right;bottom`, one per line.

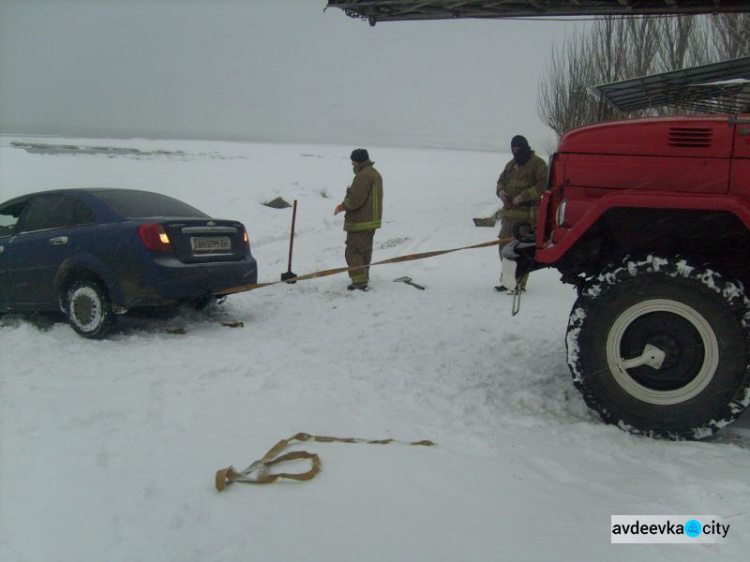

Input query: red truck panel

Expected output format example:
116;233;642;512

558;117;734;158
536;115;750;265
733;122;750;197
564;153;730;194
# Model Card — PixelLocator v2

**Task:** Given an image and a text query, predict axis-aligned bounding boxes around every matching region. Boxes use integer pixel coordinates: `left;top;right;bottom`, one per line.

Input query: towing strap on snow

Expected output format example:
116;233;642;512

215;432;436;491
223;237;511;295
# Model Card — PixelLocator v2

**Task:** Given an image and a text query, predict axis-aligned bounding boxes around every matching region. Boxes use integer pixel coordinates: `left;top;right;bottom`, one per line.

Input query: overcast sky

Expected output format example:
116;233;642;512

0;0;583;152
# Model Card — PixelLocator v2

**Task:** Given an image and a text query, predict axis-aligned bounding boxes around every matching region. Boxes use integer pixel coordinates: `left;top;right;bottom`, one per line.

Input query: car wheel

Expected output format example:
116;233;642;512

566;256;750;439
66;280;117;339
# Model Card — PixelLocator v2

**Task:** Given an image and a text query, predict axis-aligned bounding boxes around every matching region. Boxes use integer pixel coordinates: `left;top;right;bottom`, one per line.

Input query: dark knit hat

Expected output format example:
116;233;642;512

511;135;529;150
350;148;369;163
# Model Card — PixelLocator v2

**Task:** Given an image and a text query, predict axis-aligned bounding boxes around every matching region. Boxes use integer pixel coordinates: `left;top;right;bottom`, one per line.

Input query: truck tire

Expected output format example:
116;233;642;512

66;279;117;339
566;256;750;439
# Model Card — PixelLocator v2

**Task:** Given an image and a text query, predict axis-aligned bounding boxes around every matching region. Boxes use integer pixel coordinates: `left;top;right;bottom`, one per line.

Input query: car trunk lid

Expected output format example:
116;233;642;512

161;219;246;263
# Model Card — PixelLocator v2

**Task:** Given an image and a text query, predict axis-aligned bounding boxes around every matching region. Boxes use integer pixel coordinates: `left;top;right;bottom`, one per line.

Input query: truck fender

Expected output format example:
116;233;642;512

537;192;750;264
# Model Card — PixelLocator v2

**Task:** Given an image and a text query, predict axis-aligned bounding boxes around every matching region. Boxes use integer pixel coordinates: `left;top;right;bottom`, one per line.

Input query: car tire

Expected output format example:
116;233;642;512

567;256;750;439
66;279;117;339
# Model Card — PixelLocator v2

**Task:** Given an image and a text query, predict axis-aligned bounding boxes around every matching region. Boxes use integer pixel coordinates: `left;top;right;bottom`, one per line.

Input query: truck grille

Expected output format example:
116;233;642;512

668;127;712;148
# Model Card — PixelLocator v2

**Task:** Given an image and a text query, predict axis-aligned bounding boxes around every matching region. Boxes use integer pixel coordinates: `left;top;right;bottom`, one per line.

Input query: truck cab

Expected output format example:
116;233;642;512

531;116;750;283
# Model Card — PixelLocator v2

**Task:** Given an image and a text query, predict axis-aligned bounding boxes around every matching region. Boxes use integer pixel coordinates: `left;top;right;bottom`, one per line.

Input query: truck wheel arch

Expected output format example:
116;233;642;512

539;194;750;266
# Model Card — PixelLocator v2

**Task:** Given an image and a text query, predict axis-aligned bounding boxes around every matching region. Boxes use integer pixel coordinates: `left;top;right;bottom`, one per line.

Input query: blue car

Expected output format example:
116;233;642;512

0;188;258;338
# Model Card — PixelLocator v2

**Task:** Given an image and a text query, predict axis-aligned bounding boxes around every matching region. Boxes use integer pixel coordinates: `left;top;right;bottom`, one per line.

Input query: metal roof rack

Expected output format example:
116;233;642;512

589;56;750;114
326;1;750;25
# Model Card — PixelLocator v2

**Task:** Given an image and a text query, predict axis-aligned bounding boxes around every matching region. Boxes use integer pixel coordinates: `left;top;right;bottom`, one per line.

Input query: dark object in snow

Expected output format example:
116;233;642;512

263;197;291;209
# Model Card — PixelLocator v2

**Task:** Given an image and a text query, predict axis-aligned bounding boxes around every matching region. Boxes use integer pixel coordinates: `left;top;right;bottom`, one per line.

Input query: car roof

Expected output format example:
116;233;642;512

1;187;156;205
19;187;149;196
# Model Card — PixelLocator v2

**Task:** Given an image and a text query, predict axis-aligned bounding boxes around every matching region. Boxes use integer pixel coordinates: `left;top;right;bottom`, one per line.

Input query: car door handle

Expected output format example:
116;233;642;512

49;236;69;245
740;128;750;136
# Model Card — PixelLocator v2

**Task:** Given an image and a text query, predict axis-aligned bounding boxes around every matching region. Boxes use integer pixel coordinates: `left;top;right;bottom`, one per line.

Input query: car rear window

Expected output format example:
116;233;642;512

94;190;209;219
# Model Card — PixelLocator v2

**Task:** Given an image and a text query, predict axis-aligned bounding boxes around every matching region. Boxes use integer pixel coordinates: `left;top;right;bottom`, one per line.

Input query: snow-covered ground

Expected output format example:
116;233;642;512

0;137;748;561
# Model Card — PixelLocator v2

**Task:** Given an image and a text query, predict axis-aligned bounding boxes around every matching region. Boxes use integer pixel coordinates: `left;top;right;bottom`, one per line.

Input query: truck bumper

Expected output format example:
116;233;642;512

501;240;539;290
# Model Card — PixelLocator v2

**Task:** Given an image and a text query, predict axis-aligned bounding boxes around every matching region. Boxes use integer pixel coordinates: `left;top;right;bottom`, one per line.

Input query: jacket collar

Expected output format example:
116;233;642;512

353;160;374;173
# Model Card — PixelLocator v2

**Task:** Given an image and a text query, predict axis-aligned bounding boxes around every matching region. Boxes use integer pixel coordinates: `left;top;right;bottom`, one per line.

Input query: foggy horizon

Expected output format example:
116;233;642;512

0;0;582;153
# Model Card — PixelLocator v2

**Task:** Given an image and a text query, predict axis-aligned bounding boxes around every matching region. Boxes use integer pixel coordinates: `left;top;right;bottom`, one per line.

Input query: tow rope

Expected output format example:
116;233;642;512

215;432;436;491
223;237;510;295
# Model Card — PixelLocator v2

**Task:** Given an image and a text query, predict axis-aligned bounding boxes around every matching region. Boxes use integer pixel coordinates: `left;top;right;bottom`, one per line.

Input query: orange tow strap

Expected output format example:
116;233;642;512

223;238;509;295
215;432;436;491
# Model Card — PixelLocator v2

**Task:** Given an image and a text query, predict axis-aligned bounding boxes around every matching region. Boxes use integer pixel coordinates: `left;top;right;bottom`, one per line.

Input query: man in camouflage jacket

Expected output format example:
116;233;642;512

495;135;548;293
334;148;383;291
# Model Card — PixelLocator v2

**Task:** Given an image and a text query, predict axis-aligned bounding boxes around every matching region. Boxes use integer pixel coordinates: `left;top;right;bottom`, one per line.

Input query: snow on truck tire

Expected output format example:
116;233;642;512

566;256;750;440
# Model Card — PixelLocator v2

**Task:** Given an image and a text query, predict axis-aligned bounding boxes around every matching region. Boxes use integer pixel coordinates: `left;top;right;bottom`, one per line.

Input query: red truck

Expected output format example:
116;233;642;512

503;115;750;439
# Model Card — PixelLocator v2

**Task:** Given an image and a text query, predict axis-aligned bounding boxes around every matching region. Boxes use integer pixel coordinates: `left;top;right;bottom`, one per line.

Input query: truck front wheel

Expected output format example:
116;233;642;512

567;256;750;439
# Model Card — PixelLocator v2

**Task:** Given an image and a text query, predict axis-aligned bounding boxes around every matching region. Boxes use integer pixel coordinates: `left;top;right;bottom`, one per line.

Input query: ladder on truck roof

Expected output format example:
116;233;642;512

590;56;750;115
326;0;750;25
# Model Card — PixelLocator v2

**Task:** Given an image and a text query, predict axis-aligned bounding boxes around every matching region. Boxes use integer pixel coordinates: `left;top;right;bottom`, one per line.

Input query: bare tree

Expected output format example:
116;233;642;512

655;16;703;71
538;16;660;136
619;17;660;79
710;14;750;59
537;14;748;139
537;27;602;138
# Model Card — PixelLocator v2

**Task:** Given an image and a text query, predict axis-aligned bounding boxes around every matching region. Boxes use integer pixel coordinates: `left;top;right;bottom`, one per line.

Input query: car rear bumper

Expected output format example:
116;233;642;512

115;255;258;308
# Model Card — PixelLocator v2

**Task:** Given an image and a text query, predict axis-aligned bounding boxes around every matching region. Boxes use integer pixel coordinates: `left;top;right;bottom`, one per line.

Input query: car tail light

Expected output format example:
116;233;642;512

138;223;173;252
242;228;250;252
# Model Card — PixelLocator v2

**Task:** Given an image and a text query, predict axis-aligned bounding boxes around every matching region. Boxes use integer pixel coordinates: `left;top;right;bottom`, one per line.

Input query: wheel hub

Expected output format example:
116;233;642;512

70;287;102;331
607;299;718;405
73;296;94;324
620;343;666;370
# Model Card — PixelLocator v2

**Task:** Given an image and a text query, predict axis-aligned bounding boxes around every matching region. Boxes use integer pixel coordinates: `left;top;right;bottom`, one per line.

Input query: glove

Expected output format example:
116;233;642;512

334;203;345;215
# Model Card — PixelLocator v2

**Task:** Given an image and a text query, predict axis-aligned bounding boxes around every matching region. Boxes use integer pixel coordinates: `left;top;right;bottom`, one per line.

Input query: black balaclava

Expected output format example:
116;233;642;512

511;135;532;165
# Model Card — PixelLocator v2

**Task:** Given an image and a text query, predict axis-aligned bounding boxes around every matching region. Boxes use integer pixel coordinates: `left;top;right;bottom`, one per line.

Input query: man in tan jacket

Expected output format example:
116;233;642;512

334;148;383;291
495;135;547;293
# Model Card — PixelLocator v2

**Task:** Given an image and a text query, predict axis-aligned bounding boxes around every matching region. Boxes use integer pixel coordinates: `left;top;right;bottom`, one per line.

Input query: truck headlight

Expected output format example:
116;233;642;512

556;199;567;227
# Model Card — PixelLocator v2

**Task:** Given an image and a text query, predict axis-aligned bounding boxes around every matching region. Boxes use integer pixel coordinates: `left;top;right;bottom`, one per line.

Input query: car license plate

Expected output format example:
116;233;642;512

192;236;231;252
